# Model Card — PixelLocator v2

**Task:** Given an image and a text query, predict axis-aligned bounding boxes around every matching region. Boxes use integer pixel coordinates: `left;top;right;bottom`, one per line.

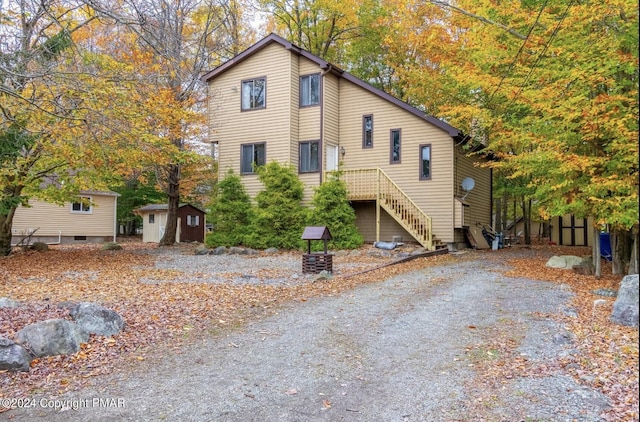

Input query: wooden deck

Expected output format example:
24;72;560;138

327;169;434;250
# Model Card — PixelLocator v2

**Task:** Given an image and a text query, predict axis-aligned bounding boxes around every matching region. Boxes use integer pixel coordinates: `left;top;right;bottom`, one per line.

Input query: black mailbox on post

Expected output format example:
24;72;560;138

301;226;333;274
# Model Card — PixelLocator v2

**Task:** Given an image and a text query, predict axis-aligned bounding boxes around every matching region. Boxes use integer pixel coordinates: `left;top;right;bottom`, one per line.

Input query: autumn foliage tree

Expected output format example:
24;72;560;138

375;0;638;274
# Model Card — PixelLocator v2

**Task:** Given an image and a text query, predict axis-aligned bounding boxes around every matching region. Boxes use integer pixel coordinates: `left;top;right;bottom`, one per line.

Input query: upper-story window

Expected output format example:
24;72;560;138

419;144;432;180
241;142;266;174
71;196;92;214
362;115;373;148
241;77;266;110
299;141;320;173
390;129;401;164
300;74;320;107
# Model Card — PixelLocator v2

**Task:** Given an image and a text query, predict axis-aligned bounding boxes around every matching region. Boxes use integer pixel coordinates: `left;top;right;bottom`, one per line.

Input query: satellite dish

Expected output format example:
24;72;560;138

461;177;475;200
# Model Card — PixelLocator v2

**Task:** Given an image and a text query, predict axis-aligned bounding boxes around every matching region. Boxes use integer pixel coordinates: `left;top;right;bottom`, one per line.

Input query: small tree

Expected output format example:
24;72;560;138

244;162;307;249
205;169;253;247
308;172;363;250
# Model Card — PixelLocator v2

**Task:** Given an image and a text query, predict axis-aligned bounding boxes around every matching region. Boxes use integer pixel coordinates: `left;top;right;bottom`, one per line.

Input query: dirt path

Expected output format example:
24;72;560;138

3;255;609;421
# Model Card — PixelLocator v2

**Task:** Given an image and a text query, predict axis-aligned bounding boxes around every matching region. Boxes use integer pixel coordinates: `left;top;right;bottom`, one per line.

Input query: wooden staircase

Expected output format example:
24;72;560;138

334;169;437;250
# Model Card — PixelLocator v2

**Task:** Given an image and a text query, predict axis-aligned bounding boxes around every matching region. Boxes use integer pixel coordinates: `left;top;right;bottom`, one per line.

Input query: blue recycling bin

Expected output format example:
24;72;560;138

600;232;612;261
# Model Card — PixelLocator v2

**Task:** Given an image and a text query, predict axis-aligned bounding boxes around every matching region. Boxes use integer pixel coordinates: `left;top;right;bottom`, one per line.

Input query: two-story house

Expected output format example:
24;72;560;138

202;33;492;250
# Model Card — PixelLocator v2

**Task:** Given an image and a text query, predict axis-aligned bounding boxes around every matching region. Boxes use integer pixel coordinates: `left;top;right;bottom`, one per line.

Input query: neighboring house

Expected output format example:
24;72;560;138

202;33;492;250
11;190;119;246
135;204;205;243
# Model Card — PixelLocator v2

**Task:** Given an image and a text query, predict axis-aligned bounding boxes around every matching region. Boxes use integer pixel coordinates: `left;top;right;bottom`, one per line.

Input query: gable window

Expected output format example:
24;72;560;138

149;214;155;224
362;115;373;148
299;141;320;173
241;77;266;110
300;74;320;106
241;142;266;174
390;129;401;164
71;196;92;214
187;215;200;227
419;144;432;180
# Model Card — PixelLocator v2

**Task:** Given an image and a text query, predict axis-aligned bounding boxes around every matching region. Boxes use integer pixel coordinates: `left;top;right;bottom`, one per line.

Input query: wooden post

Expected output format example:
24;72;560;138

376;169;380;243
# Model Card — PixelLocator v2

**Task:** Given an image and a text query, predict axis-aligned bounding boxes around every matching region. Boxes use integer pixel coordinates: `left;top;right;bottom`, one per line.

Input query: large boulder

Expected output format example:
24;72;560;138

0;297;21;308
611;274;639;328
70;302;125;337
16;319;89;357
0;337;32;371
546;255;585;270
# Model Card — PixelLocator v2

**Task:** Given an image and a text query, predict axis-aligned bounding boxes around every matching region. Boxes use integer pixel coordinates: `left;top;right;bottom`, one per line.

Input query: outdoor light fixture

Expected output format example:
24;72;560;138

340;146;345;157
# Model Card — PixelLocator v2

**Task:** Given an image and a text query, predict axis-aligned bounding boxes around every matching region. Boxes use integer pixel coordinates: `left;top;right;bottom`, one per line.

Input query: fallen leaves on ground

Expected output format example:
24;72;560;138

0;242;637;421
467;244;638;421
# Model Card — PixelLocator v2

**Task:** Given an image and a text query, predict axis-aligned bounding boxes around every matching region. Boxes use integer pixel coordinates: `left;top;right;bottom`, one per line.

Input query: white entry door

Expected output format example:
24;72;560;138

326;145;339;171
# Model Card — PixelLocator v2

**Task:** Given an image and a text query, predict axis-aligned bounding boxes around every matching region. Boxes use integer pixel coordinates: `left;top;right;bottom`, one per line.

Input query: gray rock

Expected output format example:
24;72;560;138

16;319;89;357
552;330;575;345
611;274;639;327
102;242;122;251
70;302;125;336
29;242;49;252
0;337;32;371
546;255;584;269
194;245;209;255
264;247;279;255
313;270;332;282
228;246;245;255
593;288;617;297
209;246;227;255
0;297;21;308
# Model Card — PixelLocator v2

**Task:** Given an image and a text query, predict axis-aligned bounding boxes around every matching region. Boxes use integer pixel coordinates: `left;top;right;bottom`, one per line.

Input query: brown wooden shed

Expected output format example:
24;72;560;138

135;203;206;243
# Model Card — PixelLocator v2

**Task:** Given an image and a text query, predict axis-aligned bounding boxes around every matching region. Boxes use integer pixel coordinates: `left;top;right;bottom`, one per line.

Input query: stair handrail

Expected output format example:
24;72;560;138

376;169;433;249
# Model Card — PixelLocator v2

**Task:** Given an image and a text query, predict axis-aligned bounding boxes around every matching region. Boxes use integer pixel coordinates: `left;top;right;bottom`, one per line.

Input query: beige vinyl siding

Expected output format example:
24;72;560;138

297;57;321;142
455;149;492;227
208;43;295;198
352;202;413;243
12;195;115;238
322;72;340;170
338;80;456;243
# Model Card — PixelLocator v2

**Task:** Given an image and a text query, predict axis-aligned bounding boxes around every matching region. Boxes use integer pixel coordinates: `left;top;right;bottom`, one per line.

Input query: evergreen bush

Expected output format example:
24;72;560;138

308;171;363;250
243;162;307;250
205;169;253;247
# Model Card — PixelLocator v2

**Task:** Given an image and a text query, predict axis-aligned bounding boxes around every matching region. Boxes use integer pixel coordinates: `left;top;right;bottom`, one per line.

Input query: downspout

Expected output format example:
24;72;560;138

319;64;333;184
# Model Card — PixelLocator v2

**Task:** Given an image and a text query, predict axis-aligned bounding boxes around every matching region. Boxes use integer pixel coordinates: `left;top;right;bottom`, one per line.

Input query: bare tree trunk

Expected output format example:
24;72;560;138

593;225;602;278
501;194;508;234
159;164;181;246
611;227;630;275
494;198;502;234
521;197;531;245
629;224;639;275
0;212;16;256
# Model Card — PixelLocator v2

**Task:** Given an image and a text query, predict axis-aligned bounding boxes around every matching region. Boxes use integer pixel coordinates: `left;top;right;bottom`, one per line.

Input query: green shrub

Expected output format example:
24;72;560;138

308;171;363;250
243;162;307;250
205;169;253;248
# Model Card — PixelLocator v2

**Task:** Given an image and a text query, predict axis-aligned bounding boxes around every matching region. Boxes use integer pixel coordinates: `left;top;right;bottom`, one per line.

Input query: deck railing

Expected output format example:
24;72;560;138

327;169;433;250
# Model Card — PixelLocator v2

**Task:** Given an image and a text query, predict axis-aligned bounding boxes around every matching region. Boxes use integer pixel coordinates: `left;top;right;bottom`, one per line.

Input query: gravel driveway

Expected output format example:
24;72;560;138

3;251;609;421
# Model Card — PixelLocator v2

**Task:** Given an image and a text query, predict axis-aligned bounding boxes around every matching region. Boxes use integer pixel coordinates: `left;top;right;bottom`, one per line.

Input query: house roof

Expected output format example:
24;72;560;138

201;33;463;139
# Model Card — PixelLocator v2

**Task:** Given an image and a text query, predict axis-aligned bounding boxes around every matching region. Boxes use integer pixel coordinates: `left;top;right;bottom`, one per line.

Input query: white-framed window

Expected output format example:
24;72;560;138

241;142;266;174
71;196;92;214
241;77;266;110
187;215;200;227
299;140;320;173
300;73;320;106
149;214;155;224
